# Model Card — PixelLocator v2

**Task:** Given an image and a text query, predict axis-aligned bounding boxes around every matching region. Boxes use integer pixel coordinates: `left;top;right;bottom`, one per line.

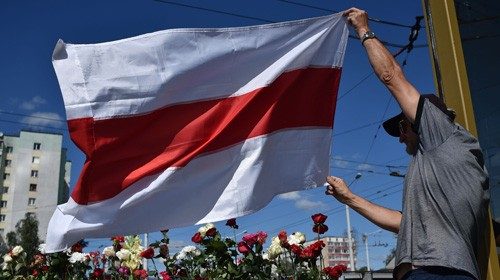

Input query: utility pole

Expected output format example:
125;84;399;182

143;233;148;270
345;173;362;271
362;229;382;271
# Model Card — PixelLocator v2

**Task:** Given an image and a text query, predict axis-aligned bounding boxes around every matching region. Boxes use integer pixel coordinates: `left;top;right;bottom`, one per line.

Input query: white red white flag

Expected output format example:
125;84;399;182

46;13;348;252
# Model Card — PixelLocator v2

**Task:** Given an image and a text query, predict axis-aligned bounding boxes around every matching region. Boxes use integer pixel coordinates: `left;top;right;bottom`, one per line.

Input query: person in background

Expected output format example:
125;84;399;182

325;7;490;280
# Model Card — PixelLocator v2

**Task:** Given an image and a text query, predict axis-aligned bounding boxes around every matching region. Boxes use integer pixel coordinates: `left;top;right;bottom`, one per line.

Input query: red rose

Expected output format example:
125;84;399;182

71;240;85;253
312;224;329;234
205;227;217;237
159;243;169;257
140;247;155;259
32;270;39;277
237;241;251;255
311;213;327;224
225;218;238;229
92;268;104;278
41;265;49;272
337;264;348;272
301;240;324;259
111;235;125;243
323;266;342;279
278;230;287;243
191;232;203;243
133;269;148;279
242;233;258;246
257;231;268;245
290;244;302;255
300;247;314;259
160;271;172;280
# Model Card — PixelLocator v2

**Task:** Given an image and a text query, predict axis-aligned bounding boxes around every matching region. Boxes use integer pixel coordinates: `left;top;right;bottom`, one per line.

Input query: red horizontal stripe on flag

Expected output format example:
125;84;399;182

69;67;341;204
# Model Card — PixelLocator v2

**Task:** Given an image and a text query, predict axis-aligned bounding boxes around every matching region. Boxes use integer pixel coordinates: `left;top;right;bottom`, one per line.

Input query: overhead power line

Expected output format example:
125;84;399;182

0;119;67;132
331;157;407;169
153;0;427;49
266;184;403;236
0;111;65;122
276;0;414;28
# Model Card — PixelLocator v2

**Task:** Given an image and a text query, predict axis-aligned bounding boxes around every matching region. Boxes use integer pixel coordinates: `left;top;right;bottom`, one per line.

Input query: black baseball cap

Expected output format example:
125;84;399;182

382;94;456;137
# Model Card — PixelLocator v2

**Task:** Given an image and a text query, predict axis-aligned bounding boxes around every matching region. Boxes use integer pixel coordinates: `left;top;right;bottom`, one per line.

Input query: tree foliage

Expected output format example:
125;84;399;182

385;247;396;266
7;213;41;261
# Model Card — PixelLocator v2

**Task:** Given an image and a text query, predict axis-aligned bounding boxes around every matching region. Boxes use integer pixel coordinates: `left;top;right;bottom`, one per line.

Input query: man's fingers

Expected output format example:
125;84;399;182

326;176;340;184
342;7;358;16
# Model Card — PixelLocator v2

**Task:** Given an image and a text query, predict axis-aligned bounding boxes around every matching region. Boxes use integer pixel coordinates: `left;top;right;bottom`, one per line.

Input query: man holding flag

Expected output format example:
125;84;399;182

326;8;489;280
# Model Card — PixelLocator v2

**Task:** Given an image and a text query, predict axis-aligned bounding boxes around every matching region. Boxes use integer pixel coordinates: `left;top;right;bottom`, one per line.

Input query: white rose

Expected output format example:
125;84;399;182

262;253;269;260
11;246;23;256
3;254;12;263
2;263;8;271
114;260;121;269
267;243;283;259
176;252;186;260
116;249;131;260
288;232;306;245
183;245;197;253
294;232;306;244
198;223;215;237
69;252;86;263
102;246;115;257
63;247;72;256
38;243;46;254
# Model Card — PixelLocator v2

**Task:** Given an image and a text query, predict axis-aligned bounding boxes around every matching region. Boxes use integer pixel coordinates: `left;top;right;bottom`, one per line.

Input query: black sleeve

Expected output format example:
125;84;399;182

411;95;425;134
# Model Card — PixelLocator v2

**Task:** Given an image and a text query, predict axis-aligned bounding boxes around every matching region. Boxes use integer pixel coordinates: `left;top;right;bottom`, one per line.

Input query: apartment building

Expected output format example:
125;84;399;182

305;235;357;270
0;130;70;240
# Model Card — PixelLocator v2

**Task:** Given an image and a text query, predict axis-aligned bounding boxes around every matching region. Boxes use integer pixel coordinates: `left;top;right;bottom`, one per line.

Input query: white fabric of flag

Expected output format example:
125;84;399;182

46;13;349;252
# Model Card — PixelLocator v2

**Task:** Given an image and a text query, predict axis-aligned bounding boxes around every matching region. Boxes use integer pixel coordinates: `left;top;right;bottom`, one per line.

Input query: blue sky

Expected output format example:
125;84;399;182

0;0;436;270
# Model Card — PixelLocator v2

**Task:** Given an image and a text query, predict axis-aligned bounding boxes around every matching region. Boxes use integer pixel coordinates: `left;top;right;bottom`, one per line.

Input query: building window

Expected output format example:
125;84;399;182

0;201;7;208
4;160;11;167
33;143;41;150
2;187;8;194
0;215;5;222
31;170;38;178
29;184;37;192
28;198;36;206
3;173;9;180
6;146;13;153
32;156;40;164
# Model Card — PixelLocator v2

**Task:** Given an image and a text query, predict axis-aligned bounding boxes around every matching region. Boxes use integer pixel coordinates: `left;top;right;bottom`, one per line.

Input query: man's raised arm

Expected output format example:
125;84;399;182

343;8;420;123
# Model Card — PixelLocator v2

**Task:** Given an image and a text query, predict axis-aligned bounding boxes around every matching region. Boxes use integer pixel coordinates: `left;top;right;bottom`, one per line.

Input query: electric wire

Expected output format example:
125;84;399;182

0;111;65;122
266;185;403;236
276;0;414;28
152;0;427;49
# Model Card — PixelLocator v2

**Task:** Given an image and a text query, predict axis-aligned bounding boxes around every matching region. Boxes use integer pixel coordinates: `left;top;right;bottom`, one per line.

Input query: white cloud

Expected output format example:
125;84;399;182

21;112;64;128
278;191;301;200
351;153;363;160
278;191;327;210
332;156;349;168
357;163;373;171
20;96;47;110
294;198;326;210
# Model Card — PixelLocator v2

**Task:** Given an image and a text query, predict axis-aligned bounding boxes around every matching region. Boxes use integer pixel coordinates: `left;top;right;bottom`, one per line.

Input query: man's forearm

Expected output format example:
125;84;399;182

360;31;420;122
348;194;401;233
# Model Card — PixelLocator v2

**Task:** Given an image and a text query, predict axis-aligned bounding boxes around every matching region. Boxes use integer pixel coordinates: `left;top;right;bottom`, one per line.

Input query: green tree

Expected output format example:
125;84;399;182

5;231;17;248
385;247;396;266
0;235;8;256
6;213;41;261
